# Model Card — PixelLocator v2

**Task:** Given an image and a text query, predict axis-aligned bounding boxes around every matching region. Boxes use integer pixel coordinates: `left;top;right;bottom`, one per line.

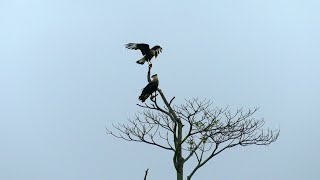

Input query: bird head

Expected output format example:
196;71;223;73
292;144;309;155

151;74;158;81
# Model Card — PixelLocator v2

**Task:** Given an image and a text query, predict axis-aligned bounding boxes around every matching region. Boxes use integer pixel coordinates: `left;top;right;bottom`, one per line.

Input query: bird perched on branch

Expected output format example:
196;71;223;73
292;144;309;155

125;43;162;65
139;74;159;102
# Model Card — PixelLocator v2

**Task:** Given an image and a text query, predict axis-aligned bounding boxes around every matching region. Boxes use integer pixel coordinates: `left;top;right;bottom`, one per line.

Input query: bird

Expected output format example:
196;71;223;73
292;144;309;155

139;74;159;102
125;43;162;65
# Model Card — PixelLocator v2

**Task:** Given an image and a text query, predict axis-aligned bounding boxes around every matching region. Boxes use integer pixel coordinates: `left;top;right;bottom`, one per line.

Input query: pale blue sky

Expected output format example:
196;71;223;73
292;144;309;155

0;0;319;180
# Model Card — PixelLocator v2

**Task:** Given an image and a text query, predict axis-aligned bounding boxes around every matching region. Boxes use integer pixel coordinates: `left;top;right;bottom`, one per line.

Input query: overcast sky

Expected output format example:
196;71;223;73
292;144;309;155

1;0;319;180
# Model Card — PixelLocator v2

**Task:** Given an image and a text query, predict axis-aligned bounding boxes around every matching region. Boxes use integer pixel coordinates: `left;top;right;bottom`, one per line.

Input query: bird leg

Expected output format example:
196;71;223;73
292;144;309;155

150;93;158;100
148;62;152;68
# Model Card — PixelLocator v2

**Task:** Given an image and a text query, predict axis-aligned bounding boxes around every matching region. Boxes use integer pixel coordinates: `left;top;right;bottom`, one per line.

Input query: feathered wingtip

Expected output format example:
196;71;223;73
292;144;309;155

151;45;162;58
125;43;136;49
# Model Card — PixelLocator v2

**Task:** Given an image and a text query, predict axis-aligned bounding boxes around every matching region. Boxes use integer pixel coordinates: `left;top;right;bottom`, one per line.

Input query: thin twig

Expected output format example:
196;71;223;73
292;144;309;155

144;168;149;180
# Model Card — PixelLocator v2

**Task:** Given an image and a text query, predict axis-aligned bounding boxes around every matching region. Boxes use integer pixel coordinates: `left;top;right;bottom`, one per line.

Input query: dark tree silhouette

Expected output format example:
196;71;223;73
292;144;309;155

107;65;279;180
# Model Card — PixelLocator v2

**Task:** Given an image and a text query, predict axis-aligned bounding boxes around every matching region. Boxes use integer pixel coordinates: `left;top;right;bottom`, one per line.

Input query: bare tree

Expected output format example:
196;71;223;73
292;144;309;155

107;66;279;180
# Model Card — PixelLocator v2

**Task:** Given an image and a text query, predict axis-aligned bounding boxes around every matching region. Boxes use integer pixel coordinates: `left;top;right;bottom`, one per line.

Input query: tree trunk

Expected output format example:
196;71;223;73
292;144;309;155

176;121;184;180
175;148;183;180
177;168;183;180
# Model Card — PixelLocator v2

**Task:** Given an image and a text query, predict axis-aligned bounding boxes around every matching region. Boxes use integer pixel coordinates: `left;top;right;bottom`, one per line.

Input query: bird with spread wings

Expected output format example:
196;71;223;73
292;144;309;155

125;43;162;65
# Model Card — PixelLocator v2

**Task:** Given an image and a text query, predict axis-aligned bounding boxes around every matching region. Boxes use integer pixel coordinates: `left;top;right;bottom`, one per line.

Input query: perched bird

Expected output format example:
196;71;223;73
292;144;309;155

139;74;159;102
125;43;162;65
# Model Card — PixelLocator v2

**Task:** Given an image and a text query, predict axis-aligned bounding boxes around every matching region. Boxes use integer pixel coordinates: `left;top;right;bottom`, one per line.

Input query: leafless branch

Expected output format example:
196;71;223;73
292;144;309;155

182;99;279;180
143;168;149;180
169;96;176;106
106;114;175;151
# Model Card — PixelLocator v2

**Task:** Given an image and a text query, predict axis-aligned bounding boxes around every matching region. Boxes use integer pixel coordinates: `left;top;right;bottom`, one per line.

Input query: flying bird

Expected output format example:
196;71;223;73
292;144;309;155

125;43;162;65
139;74;159;102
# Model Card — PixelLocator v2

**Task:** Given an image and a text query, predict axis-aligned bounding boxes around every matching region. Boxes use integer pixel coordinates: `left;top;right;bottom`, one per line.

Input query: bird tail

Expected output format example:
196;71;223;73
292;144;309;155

139;94;150;102
138;95;145;102
136;56;146;65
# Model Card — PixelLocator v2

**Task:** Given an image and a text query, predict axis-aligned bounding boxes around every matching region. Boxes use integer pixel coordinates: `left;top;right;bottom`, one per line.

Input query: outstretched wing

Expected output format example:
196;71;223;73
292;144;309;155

125;43;150;55
151;45;162;58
